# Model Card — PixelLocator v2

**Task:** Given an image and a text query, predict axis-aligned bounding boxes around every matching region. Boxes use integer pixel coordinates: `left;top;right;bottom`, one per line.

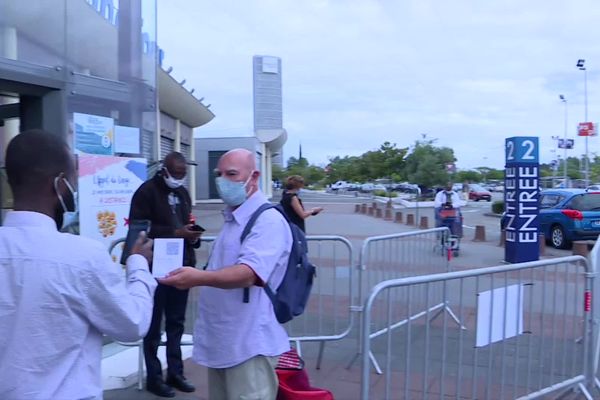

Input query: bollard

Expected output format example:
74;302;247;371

361;204;367;214
384;208;392;221
539;233;546;256
499;229;505;247
368;207;374;216
573;241;589;257
354;204;361;213
375;208;383;218
419;216;429;229
473;225;486;242
406;214;415;226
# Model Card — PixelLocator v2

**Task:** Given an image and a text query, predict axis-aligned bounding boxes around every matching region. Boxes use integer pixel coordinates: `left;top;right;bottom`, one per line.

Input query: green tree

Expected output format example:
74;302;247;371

486;169;504;180
272;164;285;182
455;170;481;183
404;139;456;188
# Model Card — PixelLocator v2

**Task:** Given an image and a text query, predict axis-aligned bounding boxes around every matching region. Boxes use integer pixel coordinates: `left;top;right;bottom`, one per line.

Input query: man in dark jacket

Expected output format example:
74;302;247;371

129;152;201;397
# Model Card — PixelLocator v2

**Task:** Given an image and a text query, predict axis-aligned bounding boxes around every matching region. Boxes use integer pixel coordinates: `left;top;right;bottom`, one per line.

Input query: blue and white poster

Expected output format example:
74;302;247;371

74;113;115;156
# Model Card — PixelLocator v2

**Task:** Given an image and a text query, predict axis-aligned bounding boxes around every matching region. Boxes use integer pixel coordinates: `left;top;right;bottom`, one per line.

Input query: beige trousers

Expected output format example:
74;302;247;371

207;355;279;400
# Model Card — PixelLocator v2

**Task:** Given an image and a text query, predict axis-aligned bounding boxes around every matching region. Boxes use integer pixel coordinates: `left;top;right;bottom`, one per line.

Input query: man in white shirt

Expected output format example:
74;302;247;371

0;130;157;400
434;182;462;209
161;148;292;399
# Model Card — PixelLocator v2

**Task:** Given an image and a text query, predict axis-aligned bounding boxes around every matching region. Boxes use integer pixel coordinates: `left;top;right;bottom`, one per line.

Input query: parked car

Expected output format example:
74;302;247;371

330;180;349;191
392;182;419;193
468;184;492;202
501;189;600;249
586;184;600;191
360;183;387;193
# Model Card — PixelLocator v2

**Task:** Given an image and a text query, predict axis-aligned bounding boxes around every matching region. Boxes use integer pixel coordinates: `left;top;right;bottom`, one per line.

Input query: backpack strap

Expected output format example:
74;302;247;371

240;203;280;303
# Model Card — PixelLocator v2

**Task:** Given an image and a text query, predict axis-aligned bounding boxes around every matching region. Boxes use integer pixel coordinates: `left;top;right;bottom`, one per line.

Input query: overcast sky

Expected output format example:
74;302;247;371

157;0;600;170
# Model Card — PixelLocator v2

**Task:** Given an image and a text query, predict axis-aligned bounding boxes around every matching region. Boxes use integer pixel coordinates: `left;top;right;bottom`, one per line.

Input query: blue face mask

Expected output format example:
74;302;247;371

215;172;253;207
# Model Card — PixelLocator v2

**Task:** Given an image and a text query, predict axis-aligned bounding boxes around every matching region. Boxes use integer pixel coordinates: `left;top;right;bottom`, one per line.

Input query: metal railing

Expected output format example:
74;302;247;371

360;256;596;400
286;235;355;368
107;236;216;390
108;235;354;386
352;227;463;374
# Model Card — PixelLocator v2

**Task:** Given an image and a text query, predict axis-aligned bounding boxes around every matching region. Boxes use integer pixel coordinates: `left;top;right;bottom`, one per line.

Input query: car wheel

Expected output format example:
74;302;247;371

550;225;568;249
475;198;480;202
487;198;491;202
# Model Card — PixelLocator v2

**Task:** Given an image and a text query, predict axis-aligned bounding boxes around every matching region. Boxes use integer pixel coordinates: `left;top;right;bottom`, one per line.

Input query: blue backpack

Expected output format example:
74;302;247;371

241;203;316;324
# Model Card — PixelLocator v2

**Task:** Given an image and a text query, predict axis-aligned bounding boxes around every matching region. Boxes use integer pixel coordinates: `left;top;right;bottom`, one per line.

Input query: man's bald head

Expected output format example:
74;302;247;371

219;149;256;171
216;148;260;199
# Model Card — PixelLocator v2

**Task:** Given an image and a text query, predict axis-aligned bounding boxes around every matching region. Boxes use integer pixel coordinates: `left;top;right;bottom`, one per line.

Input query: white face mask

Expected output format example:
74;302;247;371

163;168;185;189
215;171;254;207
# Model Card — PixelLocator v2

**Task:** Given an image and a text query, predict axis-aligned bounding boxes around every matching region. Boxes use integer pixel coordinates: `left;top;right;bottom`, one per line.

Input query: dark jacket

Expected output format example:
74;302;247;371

129;172;198;267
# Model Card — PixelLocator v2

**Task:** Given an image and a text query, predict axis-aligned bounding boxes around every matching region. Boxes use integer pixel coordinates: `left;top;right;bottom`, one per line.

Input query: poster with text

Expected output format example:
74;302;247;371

74;113;115;155
79;155;147;250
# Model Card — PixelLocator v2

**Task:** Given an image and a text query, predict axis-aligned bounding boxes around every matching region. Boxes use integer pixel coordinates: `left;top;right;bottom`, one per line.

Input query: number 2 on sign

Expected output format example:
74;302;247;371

506;141;515;160
522;140;535;160
507;139;535;161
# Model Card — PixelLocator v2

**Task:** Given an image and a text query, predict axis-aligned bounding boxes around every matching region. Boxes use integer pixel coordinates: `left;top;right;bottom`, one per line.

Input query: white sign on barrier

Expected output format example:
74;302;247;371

476;284;524;347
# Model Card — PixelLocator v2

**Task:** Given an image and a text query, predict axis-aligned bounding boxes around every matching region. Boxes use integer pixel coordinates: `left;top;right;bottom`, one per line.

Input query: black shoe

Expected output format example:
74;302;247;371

166;374;196;393
146;381;176;398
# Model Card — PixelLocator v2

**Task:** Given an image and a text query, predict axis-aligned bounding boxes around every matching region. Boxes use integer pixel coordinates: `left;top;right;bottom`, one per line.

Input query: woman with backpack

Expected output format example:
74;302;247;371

280;175;323;233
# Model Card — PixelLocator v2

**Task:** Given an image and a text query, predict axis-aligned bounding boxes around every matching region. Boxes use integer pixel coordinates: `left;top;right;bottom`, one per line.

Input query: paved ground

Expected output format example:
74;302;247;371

104;191;590;400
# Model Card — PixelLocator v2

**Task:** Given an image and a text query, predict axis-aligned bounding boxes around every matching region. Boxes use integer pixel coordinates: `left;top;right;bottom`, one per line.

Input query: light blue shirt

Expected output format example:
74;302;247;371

0;211;157;400
193;191;292;368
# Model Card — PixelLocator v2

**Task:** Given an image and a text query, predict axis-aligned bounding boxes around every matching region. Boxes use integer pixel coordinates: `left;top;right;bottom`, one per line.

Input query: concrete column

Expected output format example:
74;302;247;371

1;26;19;155
174;119;181;152
189;130;196;204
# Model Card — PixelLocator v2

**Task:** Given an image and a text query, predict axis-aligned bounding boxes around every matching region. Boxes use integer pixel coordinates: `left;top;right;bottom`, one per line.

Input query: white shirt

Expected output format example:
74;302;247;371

0;211;157;400
193;191;292;369
434;190;462;208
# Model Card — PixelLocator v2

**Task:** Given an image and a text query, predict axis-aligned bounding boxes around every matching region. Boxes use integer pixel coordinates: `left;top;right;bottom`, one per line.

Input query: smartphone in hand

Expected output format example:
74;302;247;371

120;220;151;265
189;224;205;233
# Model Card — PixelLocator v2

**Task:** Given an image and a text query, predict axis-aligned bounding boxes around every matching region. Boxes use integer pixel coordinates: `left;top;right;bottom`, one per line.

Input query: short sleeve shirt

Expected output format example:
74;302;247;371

193;191;292;368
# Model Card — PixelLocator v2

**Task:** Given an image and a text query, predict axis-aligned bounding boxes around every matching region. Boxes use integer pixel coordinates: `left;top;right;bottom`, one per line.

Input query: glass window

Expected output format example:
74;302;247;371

566;194;600;211
540;194;563;209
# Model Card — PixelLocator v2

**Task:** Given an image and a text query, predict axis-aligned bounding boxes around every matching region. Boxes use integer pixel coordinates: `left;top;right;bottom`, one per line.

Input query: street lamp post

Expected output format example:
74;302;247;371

577;59;589;186
560;95;568;187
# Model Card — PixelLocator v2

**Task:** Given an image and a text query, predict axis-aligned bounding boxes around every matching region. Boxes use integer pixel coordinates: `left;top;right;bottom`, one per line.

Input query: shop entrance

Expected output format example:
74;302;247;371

0;79;66;225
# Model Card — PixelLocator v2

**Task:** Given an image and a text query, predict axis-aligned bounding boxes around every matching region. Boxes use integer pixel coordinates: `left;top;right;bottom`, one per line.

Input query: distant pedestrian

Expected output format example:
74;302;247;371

0;130;156;400
280;175;323;233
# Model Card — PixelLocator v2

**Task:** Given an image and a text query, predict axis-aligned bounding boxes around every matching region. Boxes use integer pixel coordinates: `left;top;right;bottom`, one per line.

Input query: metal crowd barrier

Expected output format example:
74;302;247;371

107;236;216;390
108;235;354;386
587;238;600;391
360;256;597;400
352;227;463;373
287;235;355;367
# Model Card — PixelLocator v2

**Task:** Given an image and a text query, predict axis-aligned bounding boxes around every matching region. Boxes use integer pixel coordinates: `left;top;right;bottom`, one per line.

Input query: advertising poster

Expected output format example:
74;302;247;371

78;155;147;250
74;112;115;155
114;125;141;154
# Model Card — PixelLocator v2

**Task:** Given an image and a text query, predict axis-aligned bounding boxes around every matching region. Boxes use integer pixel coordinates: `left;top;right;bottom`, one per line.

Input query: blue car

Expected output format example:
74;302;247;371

502;189;600;249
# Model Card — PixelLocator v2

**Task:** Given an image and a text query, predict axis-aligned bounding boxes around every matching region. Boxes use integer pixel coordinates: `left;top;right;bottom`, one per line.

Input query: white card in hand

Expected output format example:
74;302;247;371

152;238;184;278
